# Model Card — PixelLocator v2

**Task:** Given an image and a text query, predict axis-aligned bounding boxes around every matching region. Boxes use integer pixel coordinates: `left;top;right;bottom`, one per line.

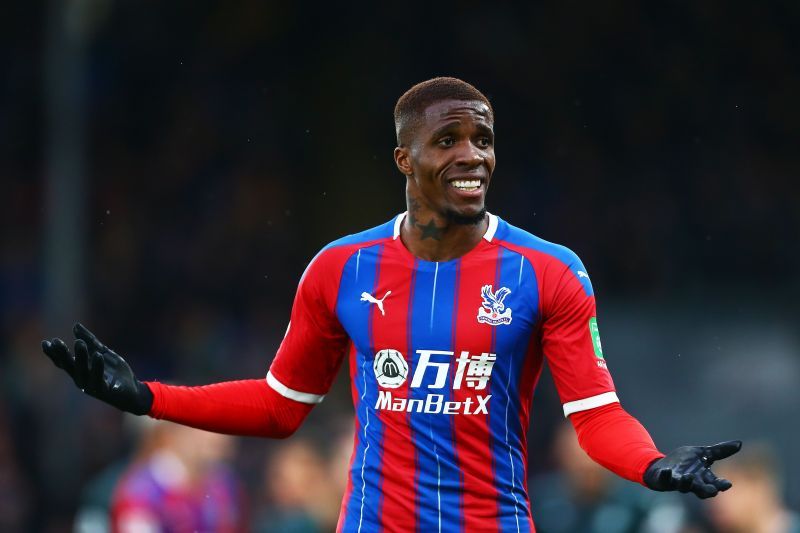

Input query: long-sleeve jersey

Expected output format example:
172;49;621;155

261;212;653;532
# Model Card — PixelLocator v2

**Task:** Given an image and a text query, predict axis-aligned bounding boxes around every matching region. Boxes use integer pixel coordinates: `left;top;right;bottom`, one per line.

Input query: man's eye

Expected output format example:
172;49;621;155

476;137;492;148
439;137;455;147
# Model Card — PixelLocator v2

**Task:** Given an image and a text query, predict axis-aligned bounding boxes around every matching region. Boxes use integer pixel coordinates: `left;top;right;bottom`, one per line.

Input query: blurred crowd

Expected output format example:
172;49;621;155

5;403;800;532
2;1;799;531
72;417;354;533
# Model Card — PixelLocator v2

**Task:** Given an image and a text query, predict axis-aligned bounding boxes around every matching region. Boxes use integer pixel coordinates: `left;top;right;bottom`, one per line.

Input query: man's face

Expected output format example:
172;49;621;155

401;99;495;223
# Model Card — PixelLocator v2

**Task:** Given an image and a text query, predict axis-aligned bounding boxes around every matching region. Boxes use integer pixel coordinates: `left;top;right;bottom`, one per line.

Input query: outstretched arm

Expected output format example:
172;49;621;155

42;247;351;438
569;402;741;498
537;253;741;499
147;379;312;438
568;402;663;484
42;324;313;438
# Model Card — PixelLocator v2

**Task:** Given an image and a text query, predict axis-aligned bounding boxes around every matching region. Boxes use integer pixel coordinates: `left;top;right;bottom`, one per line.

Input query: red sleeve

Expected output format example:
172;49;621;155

538;254;616;415
570;402;664;484
536;252;663;483
146;379;312;438
267;247;351;401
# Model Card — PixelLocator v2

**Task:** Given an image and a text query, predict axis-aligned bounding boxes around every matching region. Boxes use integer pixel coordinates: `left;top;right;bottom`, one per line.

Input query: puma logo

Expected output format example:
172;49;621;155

360;290;392;316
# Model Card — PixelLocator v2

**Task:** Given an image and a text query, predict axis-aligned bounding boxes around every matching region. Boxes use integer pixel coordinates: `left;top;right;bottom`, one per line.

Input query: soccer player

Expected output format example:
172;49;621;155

43;77;741;532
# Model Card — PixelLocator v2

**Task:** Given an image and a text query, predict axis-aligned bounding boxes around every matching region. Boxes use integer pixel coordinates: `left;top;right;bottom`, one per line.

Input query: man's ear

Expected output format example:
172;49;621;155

394;146;413;176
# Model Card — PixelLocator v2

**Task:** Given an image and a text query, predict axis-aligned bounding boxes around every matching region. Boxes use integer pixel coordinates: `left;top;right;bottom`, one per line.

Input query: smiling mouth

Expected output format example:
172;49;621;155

448;178;483;192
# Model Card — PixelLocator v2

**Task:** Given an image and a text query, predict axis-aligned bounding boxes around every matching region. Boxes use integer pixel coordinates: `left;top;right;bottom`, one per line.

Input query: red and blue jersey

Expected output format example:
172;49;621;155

267;213;618;533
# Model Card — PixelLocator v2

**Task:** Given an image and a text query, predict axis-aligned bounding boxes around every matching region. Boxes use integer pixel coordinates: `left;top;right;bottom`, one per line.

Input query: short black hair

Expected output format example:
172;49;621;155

394;77;493;146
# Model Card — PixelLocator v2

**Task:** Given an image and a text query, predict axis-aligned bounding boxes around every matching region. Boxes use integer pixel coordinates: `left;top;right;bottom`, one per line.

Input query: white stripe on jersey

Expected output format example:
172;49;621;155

562;391;620;417
266;371;325;404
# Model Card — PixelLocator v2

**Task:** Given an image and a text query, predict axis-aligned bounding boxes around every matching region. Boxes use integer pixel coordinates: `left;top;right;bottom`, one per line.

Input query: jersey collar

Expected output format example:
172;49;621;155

392;212;498;242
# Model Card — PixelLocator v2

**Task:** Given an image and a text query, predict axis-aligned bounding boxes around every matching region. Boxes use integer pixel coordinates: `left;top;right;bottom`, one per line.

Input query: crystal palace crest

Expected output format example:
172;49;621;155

476;284;513;326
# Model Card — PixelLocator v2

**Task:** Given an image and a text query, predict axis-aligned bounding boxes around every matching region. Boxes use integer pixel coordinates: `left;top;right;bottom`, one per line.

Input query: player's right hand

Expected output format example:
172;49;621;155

41;323;153;415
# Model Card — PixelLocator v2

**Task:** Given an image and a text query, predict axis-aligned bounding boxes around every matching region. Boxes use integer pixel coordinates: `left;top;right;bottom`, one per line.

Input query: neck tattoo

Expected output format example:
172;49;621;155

407;196;444;241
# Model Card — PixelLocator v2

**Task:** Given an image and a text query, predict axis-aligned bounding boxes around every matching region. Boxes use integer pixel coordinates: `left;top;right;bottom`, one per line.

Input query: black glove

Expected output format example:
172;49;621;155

644;440;742;499
41;323;153;415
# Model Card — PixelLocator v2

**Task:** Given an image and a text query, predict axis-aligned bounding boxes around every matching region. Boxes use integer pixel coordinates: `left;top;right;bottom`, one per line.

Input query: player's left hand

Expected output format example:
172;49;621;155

644;440;742;499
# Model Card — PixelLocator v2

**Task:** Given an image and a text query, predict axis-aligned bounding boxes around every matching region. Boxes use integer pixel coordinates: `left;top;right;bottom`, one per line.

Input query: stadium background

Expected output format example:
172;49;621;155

2;1;798;530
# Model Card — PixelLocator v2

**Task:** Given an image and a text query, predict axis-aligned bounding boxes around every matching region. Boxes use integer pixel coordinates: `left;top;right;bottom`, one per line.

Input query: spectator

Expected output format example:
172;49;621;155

110;419;244;533
254;438;333;533
707;443;800;533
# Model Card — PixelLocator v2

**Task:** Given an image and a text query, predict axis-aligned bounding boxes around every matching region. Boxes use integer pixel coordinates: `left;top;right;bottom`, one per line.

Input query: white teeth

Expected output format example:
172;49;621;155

451;180;481;190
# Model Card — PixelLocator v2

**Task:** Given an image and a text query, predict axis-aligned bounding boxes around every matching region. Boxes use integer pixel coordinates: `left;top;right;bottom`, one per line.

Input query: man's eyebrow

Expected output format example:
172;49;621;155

429;121;462;139
429;121;494;139
475;123;494;137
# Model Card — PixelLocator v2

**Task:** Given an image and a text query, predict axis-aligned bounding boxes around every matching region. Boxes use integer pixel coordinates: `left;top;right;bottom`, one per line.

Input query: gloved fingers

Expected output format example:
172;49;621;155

713;477;733;491
73;339;90;390
701;467;733;492
85;350;106;396
42;338;75;375
704;440;742;463
691;477;720;499
73;323;106;353
677;473;694;493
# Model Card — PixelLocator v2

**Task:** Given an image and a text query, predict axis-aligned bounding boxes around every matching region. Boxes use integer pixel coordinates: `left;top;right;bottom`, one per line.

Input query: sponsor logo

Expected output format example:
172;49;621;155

589;317;607;368
577;270;590;279
411;349;496;390
373;349;408;388
361;290;391;316
476;284;513;326
372;349;497;416
375;390;491;415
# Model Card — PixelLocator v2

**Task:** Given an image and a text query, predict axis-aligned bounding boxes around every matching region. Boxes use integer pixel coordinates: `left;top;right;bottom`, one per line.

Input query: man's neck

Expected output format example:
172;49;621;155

400;198;488;262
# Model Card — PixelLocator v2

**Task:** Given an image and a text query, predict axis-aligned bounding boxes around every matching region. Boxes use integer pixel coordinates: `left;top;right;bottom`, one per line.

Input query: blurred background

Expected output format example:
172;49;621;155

2;0;799;531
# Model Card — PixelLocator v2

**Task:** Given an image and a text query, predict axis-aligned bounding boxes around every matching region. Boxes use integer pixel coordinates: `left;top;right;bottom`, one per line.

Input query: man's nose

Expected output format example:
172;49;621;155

454;142;485;167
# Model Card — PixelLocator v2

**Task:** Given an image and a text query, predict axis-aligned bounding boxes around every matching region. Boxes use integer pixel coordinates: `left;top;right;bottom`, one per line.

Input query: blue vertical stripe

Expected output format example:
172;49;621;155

489;248;539;532
337;244;385;533
408;259;462;533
